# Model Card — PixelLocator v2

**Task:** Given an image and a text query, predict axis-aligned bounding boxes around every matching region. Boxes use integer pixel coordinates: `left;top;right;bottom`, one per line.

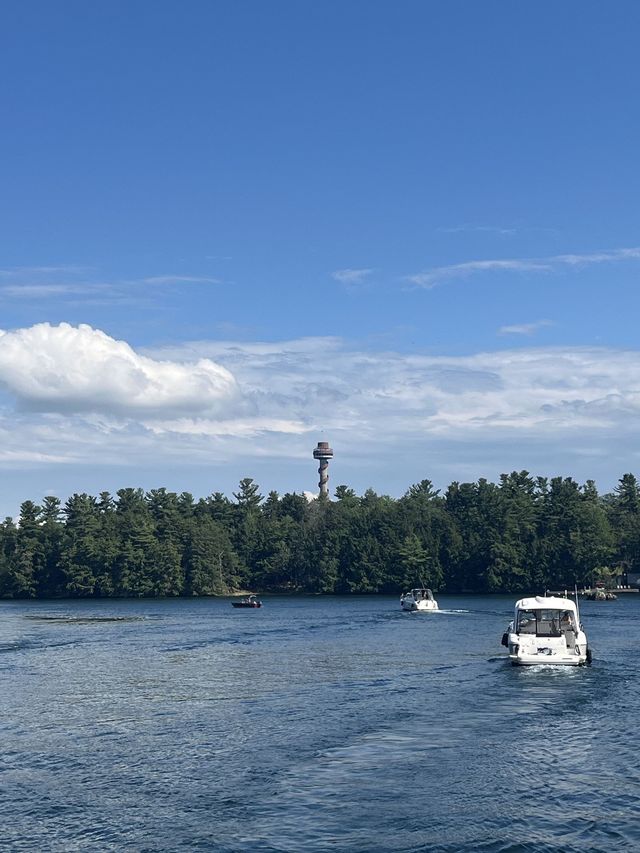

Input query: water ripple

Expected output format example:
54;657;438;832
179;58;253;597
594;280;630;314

2;594;640;851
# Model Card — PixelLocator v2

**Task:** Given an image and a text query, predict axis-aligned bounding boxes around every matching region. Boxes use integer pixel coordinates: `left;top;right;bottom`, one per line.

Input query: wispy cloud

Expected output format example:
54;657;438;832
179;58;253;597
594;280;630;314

147;335;640;444
408;259;548;288
408;247;640;289
1;327;640;497
437;224;519;236
0;284;110;299
552;248;640;265
140;275;221;285
143;335;640;493
498;320;553;337
331;268;373;284
0;265;94;277
0;266;223;302
436;224;560;237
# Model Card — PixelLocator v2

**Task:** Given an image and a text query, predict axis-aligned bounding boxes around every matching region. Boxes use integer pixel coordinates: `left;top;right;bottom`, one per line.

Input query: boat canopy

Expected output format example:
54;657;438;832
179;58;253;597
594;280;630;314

410;588;435;600
515;595;578;614
512;595;579;637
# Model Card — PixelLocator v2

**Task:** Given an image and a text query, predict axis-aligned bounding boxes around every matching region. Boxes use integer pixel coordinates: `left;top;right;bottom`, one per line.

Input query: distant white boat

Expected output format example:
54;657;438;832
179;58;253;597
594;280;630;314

501;594;591;665
400;588;439;612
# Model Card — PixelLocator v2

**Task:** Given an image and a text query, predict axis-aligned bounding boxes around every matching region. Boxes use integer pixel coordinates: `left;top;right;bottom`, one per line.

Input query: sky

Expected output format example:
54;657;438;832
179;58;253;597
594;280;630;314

1;0;640;517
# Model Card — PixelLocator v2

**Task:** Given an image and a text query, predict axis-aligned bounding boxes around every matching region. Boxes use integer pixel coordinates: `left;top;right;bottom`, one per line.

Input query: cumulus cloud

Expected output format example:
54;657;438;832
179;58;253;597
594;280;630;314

0;323;239;417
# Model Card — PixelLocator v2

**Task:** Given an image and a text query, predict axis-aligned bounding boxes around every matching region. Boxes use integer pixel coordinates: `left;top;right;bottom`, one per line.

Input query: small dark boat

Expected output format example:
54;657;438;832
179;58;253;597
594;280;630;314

232;594;262;608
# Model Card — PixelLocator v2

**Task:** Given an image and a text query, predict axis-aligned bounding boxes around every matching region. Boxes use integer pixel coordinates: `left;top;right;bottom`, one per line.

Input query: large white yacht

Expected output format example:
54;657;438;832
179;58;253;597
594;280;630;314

400;587;439;612
501;594;591;665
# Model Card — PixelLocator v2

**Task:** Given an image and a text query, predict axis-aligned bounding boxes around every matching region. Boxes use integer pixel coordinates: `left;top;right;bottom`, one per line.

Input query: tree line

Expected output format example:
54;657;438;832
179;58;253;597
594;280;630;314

1;472;639;599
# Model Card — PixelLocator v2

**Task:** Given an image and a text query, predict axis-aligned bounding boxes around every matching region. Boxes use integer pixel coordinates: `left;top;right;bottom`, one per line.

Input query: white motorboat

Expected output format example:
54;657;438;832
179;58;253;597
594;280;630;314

400;587;439;612
501;594;591;666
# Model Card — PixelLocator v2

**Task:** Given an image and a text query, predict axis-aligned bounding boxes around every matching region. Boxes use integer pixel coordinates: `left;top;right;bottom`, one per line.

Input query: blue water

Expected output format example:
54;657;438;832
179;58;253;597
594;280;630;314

1;594;638;852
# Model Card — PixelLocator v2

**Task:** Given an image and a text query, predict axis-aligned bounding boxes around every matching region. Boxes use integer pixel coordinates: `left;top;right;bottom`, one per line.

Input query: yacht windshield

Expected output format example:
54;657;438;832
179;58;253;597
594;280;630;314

516;609;562;637
413;589;434;600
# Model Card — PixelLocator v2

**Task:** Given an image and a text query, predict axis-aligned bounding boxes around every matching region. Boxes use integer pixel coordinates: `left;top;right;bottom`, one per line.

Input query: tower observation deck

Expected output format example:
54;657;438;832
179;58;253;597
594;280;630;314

313;441;334;498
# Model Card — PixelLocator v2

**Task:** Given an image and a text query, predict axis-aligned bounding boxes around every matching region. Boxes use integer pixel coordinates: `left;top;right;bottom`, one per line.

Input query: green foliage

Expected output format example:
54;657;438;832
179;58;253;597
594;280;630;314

0;471;635;598
397;533;440;590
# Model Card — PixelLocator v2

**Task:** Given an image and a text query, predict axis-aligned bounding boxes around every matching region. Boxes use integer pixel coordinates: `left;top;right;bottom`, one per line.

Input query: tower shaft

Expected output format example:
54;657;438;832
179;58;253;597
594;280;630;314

318;457;329;496
312;441;334;498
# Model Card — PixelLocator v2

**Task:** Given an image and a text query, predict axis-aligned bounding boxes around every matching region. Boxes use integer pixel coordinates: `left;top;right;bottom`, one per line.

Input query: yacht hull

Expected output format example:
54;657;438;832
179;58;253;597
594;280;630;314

401;601;439;612
509;652;587;666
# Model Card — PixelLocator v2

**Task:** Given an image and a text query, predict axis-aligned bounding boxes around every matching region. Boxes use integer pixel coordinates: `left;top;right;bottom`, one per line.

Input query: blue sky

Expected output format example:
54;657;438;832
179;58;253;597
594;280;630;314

1;1;639;517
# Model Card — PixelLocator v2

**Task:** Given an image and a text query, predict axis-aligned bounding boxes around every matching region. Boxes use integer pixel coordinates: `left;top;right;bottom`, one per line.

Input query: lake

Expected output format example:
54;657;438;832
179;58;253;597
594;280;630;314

1;594;638;852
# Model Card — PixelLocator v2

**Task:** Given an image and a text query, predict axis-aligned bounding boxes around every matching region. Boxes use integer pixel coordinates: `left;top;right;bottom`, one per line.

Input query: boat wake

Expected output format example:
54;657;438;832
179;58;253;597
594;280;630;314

514;663;585;674
433;608;469;615
23;614;147;623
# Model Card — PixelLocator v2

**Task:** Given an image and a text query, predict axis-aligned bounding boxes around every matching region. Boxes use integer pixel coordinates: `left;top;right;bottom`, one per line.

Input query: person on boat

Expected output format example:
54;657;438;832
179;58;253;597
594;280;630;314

560;611;575;632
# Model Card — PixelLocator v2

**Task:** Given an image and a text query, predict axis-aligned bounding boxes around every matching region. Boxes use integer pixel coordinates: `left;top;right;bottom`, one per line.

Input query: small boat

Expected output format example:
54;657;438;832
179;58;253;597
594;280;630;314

501;594;591;665
232;595;262;608
400;587;439;612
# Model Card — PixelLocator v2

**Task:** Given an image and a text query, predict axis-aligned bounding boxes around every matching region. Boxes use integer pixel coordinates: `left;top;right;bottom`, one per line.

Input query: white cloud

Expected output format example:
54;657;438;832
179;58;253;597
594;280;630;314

146;417;309;437
331;268;373;284
408;247;640;288
0;284;108;299
146;337;640;446
0;447;71;464
408;258;549;288
498;320;553;336
150;336;343;361
0;265;93;277
553;248;640;265
140;275;221;285
0;267;222;303
436;225;519;236
436;224;561;237
0;323;239;417
0;326;640;502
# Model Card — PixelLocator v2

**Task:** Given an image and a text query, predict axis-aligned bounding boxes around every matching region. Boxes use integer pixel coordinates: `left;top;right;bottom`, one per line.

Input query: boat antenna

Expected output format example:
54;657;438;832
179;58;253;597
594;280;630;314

574;583;581;626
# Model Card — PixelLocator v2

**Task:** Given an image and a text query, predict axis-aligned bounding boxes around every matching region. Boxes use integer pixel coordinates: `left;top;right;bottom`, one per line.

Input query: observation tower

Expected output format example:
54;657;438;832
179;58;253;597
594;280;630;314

313;441;334;498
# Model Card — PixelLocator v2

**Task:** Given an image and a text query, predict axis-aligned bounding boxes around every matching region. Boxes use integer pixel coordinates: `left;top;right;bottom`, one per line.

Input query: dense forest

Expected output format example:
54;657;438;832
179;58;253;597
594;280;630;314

1;472;640;599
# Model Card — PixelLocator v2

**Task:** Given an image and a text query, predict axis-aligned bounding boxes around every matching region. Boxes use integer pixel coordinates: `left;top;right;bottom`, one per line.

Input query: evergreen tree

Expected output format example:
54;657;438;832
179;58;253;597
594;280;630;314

0;517;17;596
398;534;437;589
114;488;156;595
61;494;102;596
7;501;44;598
39;496;65;596
609;473;640;577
